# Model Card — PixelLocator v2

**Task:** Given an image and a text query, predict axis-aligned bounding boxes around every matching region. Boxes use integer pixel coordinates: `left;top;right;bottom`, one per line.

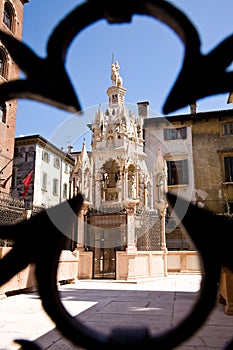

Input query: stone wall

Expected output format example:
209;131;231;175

0;248;201;294
167;251;201;273
0;248;79;297
192;116;233;213
116;250;201;281
116;251;168;281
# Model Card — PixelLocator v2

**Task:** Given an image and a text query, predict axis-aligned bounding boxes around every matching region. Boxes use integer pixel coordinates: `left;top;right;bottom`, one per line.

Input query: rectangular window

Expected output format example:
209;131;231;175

167;159;188;185
54;157;60;169
63;183;68;198
42;172;47;190
53;178;58;195
64;163;69;173
164;127;187;141
222;123;233;136
224;156;233;182
42;151;49;162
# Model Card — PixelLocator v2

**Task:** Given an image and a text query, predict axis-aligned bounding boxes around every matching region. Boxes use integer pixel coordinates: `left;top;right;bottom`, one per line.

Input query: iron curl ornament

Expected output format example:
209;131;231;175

0;0;232;349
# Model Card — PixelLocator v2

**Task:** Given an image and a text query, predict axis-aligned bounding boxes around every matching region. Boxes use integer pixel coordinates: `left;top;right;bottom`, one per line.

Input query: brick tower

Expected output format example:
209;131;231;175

0;0;28;193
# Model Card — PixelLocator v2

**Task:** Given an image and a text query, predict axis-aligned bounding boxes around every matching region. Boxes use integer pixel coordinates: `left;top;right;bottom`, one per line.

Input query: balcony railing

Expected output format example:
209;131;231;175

0;191;25;209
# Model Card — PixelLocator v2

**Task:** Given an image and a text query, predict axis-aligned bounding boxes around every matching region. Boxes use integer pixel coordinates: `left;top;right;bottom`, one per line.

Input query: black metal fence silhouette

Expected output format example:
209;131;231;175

0;1;233;349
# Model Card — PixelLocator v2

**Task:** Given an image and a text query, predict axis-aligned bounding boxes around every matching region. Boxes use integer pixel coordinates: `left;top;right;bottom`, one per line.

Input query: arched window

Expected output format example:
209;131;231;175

0;103;6;123
0;49;7;79
3;2;14;31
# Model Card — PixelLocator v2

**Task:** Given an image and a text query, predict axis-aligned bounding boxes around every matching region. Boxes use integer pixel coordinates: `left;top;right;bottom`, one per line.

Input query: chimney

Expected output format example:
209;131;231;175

190;102;197;115
137;101;149;119
67;145;73;154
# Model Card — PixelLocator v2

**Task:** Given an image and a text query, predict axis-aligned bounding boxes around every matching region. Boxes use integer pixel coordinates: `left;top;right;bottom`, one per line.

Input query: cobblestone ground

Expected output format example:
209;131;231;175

0;274;232;350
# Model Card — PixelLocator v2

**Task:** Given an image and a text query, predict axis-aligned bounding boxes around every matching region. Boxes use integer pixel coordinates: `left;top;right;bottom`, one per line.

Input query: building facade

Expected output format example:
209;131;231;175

144;109;233;213
144;108;233;249
69;62;233;277
0;0;28;193
11;135;74;209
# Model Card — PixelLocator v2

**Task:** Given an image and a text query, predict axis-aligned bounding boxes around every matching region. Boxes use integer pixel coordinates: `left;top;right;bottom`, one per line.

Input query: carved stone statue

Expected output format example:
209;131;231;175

111;61;123;87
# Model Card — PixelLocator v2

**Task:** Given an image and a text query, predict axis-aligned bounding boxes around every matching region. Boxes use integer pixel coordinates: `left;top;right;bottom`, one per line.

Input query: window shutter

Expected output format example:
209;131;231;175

224;157;233;182
164;129;169;141
166;161;172;185
182;160;189;184
181;127;187;139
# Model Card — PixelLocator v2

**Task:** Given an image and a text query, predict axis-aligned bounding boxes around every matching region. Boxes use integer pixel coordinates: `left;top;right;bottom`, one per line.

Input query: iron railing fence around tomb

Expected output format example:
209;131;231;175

0;1;233;349
136;209;161;250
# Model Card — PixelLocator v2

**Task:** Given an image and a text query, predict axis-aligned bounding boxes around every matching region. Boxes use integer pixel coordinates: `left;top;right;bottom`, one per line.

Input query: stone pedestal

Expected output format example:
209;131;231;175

124;200;139;252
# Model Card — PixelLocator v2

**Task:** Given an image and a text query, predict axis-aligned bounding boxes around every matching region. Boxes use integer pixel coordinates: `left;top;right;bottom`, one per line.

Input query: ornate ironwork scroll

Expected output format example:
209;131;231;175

0;0;233;349
0;0;233;115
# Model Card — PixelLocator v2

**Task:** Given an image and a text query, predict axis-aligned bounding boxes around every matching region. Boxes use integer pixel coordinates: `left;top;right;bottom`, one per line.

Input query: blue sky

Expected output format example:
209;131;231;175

15;0;233;150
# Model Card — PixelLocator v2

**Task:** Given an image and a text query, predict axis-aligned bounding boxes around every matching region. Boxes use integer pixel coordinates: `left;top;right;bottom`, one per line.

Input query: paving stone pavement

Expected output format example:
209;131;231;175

0;274;232;350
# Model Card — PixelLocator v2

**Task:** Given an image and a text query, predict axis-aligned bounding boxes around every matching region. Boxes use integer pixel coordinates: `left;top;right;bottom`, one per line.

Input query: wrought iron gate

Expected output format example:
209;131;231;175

86;212;127;279
0;0;233;349
93;233;116;279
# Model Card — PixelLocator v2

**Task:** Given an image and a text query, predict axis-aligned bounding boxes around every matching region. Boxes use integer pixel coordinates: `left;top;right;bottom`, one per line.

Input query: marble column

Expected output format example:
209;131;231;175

160;206;168;252
154;203;168;276
77;208;85;247
76;204;89;251
126;204;137;253
125;168;128;199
